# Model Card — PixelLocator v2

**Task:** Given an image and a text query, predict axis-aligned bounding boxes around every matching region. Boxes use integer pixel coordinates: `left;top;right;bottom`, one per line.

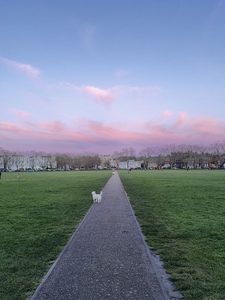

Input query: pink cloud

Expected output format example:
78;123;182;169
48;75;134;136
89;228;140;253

83;120;135;140
13;110;31;118
43;83;162;108
174;112;188;128
1;114;225;153
188;117;225;139
0;56;40;79
0;122;20;132
84;86;113;104
40;121;66;133
161;110;172;118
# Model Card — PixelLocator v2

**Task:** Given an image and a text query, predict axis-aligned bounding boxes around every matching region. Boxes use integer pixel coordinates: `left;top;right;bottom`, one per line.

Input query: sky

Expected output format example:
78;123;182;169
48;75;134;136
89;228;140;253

0;0;225;155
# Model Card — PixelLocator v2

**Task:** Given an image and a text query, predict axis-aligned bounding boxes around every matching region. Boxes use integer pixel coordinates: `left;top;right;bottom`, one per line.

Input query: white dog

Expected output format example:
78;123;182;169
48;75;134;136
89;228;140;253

91;191;103;203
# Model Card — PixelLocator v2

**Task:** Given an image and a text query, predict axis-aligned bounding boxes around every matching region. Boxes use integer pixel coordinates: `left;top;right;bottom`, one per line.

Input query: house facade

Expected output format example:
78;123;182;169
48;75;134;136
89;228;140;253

0;154;57;171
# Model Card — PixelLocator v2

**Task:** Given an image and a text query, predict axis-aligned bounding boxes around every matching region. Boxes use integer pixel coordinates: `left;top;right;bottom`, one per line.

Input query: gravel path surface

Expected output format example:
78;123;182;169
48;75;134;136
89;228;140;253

31;171;171;300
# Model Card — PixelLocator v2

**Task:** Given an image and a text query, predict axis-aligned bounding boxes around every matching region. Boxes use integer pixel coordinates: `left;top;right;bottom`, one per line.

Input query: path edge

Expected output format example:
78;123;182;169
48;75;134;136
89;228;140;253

117;173;183;300
30;204;95;299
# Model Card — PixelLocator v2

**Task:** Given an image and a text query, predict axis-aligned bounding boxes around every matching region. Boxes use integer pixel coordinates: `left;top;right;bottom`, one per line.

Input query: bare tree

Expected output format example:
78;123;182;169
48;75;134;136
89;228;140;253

10;153;23;171
139;146;157;169
56;154;67;169
0;148;11;171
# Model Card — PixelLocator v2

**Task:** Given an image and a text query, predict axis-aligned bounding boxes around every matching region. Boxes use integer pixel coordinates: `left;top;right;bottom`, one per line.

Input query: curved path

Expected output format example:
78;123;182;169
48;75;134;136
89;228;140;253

31;172;171;300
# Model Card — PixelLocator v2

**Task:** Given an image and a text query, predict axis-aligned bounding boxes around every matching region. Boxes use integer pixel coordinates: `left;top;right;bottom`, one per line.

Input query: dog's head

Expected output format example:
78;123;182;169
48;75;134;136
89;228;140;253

91;191;96;195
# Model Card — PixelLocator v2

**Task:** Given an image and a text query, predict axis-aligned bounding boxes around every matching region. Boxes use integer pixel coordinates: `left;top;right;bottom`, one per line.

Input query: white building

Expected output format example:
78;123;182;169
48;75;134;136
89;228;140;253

0;154;57;171
118;160;143;170
118;161;128;169
0;156;4;170
127;160;142;169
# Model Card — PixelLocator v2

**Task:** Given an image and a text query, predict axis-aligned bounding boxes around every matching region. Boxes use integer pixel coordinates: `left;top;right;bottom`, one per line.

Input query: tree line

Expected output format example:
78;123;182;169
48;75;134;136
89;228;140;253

1;140;225;171
113;142;225;169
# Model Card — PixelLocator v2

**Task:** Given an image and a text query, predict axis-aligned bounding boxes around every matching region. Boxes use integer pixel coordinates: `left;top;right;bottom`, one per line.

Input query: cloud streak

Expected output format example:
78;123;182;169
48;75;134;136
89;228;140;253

13;110;31;118
82;24;97;47
1;112;225;153
84;86;114;104
48;83;162;102
0;56;40;79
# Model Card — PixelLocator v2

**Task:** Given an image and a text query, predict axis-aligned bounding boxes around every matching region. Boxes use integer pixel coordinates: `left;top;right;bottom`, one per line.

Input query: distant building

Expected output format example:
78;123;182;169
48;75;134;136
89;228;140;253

0;156;4;170
118;160;143;170
127;160;142;169
0;154;57;171
118;161;128;169
100;155;117;169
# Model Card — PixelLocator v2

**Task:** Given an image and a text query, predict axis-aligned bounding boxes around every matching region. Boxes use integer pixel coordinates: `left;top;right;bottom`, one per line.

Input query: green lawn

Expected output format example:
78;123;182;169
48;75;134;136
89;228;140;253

119;169;225;300
0;170;111;300
1;169;225;300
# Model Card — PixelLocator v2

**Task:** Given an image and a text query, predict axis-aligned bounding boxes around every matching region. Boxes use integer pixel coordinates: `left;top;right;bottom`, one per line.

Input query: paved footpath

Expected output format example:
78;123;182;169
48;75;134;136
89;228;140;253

31;172;171;300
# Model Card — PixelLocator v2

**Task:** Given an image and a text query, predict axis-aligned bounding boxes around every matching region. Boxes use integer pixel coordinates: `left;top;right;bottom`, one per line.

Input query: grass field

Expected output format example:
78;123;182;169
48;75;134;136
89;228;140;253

119;169;225;300
1;170;225;299
0;170;112;300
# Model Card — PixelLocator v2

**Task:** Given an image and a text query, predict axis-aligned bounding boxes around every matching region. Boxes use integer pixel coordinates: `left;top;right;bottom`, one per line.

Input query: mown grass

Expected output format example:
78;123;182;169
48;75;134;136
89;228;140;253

119;169;225;300
0;170;111;300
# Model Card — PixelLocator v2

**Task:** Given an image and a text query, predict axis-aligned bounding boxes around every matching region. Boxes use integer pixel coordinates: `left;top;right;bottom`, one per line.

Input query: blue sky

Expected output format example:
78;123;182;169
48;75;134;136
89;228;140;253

0;0;225;154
